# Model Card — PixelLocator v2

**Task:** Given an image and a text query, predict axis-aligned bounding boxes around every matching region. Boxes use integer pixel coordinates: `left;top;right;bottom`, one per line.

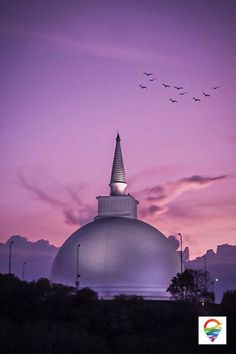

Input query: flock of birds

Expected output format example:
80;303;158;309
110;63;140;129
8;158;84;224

139;72;221;103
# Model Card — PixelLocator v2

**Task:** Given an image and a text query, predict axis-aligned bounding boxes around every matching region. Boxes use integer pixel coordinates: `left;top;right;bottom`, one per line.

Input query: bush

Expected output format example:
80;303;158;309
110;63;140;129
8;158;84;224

73;287;99;303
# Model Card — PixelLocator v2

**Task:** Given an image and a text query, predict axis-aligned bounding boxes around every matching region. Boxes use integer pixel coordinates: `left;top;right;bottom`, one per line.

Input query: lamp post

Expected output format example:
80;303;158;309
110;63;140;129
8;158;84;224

8;240;14;274
214;278;219;303
22;262;26;281
75;244;80;289
178;233;183;274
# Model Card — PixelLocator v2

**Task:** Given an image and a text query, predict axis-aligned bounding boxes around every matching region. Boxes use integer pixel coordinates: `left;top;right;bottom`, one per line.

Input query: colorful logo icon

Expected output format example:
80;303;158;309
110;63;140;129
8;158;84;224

198;316;227;345
204;319;222;342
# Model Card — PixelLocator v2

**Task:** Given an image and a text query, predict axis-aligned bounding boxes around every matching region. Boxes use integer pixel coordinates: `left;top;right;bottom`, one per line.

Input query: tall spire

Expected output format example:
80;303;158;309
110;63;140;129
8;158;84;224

95;133;139;219
109;133;127;196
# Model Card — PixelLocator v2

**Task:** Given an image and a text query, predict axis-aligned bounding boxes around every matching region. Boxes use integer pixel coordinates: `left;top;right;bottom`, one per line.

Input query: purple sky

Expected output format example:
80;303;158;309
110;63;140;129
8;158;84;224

1;0;236;258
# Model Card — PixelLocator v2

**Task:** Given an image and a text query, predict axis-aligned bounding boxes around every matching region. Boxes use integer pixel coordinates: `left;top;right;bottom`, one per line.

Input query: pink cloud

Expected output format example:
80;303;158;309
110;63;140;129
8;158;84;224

19;175;95;227
137;175;228;219
19;175;66;209
146;195;236;259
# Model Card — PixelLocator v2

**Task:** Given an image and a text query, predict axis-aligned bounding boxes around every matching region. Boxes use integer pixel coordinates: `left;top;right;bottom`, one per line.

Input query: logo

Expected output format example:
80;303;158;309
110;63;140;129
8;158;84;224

198;316;227;345
204;319;222;342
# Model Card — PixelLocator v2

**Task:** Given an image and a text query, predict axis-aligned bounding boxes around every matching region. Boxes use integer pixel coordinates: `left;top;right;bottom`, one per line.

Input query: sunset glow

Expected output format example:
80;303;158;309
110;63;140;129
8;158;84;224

1;0;236;259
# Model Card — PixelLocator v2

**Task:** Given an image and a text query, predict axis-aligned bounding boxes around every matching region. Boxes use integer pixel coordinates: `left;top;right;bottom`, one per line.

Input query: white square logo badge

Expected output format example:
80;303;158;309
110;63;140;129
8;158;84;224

198;316;227;345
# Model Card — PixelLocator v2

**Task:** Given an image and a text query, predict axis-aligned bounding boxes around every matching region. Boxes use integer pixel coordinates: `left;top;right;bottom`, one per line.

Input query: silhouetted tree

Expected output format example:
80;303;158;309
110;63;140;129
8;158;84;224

167;269;214;303
73;287;98;303
2;273;236;353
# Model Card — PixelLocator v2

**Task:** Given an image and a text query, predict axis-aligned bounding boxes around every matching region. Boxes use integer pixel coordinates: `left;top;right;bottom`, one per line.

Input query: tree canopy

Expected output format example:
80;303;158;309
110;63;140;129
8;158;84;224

0;273;235;353
167;269;214;303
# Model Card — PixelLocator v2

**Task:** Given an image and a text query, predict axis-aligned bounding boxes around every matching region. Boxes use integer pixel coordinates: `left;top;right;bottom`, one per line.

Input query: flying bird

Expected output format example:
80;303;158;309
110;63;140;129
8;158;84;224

193;97;201;102
149;78;158;82
174;86;184;90
162;83;170;88
139;85;147;89
179;92;188;95
212;86;221;90
170;98;177;103
143;72;153;76
203;92;211;97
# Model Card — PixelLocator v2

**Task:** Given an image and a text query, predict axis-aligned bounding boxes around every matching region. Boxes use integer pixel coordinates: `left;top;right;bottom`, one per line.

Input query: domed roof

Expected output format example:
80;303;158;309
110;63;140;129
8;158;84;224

51;217;180;299
51;135;180;299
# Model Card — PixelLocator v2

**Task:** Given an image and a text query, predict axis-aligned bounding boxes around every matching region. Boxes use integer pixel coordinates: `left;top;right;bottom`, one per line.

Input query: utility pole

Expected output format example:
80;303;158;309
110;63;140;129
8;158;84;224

75;244;80;289
8;240;14;274
178;233;183;274
178;233;184;301
214;278;219;303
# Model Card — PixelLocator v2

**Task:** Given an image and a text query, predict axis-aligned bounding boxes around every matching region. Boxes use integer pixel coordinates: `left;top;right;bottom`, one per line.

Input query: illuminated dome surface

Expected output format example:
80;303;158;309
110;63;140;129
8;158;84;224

51;134;180;299
51;217;180;299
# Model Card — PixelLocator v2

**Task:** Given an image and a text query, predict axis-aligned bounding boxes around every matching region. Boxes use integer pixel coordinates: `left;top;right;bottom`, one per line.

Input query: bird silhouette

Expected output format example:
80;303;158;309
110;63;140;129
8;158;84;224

170;98;177;103
212;86;221;90
139;85;147;89
149;78;158;82
203;92;211;97
179;92;188;95
193;97;201;102
162;83;170;88
143;72;153;76
174;86;183;90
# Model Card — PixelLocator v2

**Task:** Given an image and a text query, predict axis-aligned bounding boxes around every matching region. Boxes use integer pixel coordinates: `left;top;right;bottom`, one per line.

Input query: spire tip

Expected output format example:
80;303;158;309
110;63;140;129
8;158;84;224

110;132;127;195
116;131;120;141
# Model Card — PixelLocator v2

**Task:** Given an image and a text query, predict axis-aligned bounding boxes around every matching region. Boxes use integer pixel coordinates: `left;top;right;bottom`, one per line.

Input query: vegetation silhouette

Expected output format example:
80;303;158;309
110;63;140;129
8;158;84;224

0;274;235;354
167;269;215;303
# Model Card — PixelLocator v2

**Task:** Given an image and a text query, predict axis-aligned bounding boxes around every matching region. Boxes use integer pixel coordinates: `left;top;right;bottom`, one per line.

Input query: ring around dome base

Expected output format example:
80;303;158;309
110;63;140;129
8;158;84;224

50;217;180;300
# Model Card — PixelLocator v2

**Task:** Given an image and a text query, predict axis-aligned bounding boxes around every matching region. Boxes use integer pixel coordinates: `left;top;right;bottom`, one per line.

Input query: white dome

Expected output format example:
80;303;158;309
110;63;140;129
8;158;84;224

51;217;180;299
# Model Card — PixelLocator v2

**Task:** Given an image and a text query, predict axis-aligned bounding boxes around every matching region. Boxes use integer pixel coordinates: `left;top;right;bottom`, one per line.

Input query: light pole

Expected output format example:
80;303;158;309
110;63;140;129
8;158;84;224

75;244;80;289
213;278;219;303
8;240;14;274
178;233;183;274
22;262;26;281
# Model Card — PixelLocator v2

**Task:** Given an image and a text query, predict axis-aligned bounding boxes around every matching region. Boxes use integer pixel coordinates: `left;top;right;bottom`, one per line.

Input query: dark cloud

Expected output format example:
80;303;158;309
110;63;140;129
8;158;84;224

63;209;82;225
183;247;190;262
146;186;166;202
168;235;180;250
0;235;58;280
139;204;167;218
185;244;236;302
63;204;95;226
182;175;227;185
66;187;82;204
148;205;164;214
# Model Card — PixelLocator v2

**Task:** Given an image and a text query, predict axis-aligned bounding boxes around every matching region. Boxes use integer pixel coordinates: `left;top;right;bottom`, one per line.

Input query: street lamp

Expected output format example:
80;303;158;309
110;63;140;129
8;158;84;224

75;244;80;288
178;233;183;274
22;262;26;281
8;240;14;274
